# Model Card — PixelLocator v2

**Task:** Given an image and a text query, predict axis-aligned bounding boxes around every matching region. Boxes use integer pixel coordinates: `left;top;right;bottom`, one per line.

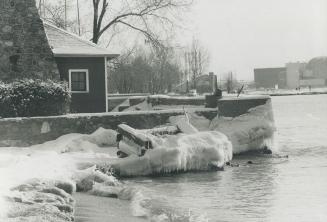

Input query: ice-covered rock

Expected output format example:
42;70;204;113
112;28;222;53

5;178;75;222
209;103;276;154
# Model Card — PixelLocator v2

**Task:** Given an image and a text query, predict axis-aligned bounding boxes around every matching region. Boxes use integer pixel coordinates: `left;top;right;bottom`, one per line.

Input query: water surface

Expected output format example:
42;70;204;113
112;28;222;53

76;94;327;222
126;94;327;222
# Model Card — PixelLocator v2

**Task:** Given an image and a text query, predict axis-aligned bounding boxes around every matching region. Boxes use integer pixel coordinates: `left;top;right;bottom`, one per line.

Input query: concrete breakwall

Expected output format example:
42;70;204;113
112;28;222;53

0;96;272;147
218;96;271;117
0;108;217;147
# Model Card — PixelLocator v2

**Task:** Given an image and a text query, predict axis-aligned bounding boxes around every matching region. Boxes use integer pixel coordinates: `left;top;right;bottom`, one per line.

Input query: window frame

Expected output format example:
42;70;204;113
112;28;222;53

68;69;90;93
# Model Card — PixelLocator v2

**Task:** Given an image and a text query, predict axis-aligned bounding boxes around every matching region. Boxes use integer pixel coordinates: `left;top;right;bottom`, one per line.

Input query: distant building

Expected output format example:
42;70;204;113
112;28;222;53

174;73;218;94
285;62;306;89
286;60;326;88
254;57;327;89
305;57;327;86
254;67;286;89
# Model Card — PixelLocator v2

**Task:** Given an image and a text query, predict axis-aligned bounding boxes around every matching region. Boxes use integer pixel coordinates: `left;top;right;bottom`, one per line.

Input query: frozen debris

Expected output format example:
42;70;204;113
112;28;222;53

86;127;118;147
112;131;233;177
169;116;199;134
72;165;120;192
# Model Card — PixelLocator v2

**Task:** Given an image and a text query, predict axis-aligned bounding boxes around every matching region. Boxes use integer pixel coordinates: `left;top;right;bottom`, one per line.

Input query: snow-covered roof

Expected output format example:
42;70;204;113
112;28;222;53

43;22;119;58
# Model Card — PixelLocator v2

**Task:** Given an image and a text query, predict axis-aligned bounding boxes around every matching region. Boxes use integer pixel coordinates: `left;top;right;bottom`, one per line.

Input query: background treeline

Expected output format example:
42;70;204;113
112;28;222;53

108;48;182;94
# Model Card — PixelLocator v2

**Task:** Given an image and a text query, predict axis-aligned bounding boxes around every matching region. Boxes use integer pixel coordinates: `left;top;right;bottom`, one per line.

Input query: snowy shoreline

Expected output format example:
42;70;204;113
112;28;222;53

0;101;276;221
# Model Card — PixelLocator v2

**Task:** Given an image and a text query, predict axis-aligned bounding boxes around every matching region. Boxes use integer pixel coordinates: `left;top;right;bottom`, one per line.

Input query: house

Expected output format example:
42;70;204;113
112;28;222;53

0;0;119;113
44;22;119;113
174;73;218;94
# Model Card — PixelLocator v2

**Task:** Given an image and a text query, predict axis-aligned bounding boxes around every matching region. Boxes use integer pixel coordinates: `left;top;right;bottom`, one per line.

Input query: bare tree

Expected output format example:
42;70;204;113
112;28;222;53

108;45;181;94
185;38;210;90
37;0;85;36
224;72;240;94
91;0;193;46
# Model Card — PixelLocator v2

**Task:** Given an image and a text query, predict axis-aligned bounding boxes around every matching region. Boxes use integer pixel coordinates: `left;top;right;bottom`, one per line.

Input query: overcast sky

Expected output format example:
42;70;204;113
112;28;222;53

191;0;327;80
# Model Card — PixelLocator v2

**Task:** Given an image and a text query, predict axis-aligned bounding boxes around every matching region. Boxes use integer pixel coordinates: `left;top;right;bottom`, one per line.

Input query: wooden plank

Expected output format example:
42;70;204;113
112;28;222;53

144;125;179;136
117;124;153;149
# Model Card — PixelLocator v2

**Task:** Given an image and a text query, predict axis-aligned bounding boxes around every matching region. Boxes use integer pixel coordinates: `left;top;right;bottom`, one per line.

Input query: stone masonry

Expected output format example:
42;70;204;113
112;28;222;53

0;0;59;81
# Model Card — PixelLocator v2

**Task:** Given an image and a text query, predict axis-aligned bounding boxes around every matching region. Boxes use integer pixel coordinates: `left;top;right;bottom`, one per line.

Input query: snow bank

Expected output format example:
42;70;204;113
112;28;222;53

32;127;117;153
209;102;276;154
0;127;119;221
0;151;77;221
113;131;232;176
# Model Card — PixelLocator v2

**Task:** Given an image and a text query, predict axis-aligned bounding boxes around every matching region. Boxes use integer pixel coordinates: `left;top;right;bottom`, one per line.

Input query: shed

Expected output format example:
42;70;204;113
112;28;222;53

44;22;119;113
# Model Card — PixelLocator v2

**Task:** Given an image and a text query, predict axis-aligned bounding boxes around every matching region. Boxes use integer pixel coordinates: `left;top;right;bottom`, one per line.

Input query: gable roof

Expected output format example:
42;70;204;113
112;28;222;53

43;22;119;58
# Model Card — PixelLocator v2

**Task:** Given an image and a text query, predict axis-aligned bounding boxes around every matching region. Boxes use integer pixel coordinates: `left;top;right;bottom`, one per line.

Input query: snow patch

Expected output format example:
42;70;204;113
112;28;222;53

32;127;117;153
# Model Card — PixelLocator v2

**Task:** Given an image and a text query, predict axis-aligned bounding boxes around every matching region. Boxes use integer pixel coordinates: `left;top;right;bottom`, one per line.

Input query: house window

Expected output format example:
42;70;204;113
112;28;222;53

69;69;89;93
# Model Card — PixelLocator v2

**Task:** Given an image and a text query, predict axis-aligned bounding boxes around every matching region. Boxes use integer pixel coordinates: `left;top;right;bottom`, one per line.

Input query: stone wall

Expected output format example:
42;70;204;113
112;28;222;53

0;0;59;81
0;96;273;147
0;108;218;147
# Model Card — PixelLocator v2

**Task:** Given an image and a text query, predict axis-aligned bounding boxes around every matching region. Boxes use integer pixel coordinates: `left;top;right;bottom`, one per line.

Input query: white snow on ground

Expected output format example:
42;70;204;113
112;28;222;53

31;127;118;153
0;125;233;221
245;87;327;96
0;100;276;221
0;128;119;221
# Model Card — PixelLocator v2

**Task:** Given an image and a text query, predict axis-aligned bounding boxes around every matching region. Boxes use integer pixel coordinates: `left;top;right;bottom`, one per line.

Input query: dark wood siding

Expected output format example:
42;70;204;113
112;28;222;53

55;57;106;113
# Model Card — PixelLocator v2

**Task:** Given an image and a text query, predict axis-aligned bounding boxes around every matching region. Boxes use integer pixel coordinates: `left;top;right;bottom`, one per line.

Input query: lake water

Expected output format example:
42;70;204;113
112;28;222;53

75;94;327;222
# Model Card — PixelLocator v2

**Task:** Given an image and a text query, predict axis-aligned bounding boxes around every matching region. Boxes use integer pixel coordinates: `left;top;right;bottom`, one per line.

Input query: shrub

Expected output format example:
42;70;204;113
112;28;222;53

0;79;71;118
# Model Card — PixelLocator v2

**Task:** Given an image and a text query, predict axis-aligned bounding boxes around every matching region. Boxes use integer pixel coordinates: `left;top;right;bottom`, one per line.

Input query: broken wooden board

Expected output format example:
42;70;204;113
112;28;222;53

143;125;180;136
117;124;153;149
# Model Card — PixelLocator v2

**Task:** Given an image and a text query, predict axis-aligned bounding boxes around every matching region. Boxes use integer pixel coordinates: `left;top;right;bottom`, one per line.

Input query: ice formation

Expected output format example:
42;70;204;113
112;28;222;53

112;131;233;176
209;102;276;154
0;128;119;221
0;100;276;221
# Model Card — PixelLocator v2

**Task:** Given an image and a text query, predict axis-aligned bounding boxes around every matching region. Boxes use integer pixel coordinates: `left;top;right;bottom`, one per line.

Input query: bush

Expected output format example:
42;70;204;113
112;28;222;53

0;79;71;118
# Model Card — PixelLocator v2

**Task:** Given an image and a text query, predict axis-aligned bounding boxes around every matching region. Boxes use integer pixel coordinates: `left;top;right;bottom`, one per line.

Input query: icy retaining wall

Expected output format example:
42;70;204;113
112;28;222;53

108;96;206;112
217;96;271;117
0;96;273;148
0;109;217;147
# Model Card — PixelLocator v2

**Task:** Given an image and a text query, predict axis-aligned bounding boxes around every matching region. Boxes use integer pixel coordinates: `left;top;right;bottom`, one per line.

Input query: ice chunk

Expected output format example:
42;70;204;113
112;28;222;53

210;103;276;154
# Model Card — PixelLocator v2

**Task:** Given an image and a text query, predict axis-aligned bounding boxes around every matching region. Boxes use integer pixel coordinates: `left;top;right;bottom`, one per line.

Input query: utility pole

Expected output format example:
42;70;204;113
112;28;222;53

38;0;42;16
64;0;67;29
43;0;46;18
39;0;46;18
77;0;81;35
